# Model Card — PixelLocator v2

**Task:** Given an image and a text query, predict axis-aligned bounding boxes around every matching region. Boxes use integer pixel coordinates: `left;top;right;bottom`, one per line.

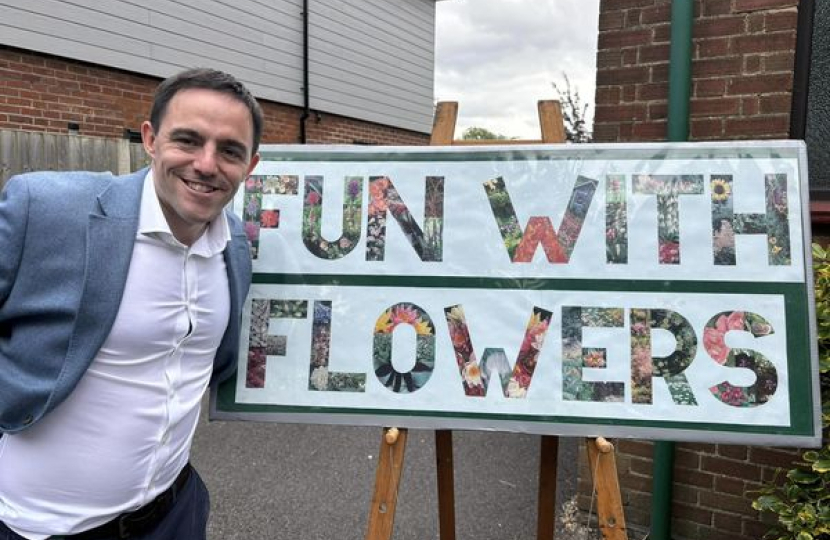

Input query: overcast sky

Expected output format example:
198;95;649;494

434;0;601;139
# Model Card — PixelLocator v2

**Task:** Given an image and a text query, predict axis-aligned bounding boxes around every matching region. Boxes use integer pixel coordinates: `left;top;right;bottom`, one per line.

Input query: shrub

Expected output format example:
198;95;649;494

752;244;830;540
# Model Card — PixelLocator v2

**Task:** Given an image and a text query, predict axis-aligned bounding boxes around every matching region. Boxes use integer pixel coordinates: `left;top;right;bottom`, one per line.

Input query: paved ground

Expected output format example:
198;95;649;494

191;398;579;540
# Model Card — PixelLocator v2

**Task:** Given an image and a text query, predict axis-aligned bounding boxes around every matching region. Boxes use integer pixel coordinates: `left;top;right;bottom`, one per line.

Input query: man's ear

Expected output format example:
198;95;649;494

140;121;156;159
246;153;261;177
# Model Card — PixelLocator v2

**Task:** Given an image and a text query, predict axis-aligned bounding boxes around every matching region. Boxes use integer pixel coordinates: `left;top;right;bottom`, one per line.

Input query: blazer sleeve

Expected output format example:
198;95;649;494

0;176;28;312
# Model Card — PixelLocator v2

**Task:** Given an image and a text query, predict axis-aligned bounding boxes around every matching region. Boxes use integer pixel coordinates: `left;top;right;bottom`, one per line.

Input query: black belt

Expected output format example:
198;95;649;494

67;463;192;540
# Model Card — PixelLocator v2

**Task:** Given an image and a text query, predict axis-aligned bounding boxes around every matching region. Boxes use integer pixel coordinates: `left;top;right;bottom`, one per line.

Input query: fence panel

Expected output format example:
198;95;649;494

0;130;148;190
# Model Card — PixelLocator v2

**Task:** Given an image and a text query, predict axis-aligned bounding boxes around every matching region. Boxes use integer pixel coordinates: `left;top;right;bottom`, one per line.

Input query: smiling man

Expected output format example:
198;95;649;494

0;68;261;540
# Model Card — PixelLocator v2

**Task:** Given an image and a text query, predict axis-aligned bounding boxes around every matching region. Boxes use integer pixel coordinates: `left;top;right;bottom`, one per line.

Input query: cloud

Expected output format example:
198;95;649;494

435;0;600;139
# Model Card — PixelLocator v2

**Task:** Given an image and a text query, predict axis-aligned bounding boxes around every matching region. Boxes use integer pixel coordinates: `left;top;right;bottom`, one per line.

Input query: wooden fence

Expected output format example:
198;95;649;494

0;129;150;189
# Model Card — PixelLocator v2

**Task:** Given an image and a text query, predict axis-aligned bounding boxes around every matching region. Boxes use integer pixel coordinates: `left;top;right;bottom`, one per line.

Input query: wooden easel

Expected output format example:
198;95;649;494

365;101;628;540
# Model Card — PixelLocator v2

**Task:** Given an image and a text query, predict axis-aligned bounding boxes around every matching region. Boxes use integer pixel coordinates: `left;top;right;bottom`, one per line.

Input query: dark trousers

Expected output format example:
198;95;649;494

0;468;210;540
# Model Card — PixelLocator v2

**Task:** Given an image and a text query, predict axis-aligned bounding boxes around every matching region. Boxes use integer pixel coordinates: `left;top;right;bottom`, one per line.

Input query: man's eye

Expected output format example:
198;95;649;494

222;147;245;160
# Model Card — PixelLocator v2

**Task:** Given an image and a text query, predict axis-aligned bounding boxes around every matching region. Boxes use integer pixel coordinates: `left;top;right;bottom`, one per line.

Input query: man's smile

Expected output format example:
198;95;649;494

183;179;220;194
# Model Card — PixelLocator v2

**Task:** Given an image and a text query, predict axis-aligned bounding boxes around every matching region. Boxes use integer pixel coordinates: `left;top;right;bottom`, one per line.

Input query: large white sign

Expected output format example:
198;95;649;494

212;141;819;446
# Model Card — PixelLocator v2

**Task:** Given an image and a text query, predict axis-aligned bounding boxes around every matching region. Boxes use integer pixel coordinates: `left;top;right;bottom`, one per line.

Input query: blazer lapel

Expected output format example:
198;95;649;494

61;170;146;384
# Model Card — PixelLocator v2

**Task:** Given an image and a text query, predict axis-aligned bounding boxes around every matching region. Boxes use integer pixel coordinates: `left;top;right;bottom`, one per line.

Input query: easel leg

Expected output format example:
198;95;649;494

536;435;560;539
586;438;628;540
365;427;408;540
435;429;456;540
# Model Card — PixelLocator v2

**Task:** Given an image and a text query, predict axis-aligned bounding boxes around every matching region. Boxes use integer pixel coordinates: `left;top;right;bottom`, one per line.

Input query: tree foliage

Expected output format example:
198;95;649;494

461;126;508;140
552;73;593;143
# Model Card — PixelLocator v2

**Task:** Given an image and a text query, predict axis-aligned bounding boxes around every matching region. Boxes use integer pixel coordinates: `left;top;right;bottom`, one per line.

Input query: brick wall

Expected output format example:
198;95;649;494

0;46;428;146
590;0;803;539
595;0;797;143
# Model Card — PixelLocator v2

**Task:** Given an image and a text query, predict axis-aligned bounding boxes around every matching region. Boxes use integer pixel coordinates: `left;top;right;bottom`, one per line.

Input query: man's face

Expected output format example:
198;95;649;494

141;88;260;245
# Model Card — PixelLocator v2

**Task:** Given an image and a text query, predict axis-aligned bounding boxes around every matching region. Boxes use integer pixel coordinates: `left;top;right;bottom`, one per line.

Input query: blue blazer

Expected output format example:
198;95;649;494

0;169;251;433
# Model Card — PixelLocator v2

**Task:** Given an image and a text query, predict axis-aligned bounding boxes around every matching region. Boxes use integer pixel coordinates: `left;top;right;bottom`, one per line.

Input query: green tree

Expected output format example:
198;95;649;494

461;126;508;140
552;73;593;143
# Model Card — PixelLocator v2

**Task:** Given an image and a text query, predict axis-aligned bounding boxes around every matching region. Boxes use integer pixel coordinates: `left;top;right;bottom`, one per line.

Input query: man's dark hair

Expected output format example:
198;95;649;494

150;68;264;156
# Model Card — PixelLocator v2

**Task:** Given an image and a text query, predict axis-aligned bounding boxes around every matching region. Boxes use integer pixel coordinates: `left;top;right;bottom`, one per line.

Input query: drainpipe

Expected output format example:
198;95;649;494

652;1;694;539
300;0;310;144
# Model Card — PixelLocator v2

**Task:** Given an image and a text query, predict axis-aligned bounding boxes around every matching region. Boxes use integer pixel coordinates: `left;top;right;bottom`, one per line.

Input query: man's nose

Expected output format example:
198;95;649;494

193;146;218;176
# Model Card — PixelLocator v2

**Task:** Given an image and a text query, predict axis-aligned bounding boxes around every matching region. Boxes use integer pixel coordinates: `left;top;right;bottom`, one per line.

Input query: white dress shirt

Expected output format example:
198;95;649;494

0;172;231;539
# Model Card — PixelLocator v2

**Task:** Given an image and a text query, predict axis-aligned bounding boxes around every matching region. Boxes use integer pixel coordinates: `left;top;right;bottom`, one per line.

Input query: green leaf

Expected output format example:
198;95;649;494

812;459;830;473
754;495;783;511
804;451;820;463
796;531;813;540
788;469;821;484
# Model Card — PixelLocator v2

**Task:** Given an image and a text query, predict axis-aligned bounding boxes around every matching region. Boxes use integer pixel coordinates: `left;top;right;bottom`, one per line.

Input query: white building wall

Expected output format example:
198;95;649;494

0;0;438;133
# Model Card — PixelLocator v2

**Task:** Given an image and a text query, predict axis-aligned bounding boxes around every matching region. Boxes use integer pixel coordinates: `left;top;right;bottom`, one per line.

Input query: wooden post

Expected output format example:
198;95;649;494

535;99;566;540
429;102;458;540
365;427;408;540
586;437;628;540
536;435;560;539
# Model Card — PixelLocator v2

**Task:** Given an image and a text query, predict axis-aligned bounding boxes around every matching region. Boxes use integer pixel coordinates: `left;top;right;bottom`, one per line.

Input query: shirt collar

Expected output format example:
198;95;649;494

139;170;231;257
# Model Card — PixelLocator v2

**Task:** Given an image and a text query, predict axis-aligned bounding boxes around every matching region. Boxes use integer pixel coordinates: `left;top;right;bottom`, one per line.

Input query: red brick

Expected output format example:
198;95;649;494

727;73;793;95
760;94;791;114
702;0;733;16
641;3;671;24
691;97;741;117
598;50;624;69
744;516;775;538
640;43;670;63
717;444;749;460
715;475;747;495
712;511;745;533
638;82;668;101
696;16;747;38
653;23;672;43
625;8;643;26
695;57;743;77
596;86;622;104
733;32;796;54
673;483;700;504
678;443;717;455
622;47;639;65
672;519;704;539
748;12;766;32
593;123;621;143
597;66;651;86
697;37;731;58
650;63;669;83
673;501;714;525
675;467;716;489
599;9;626;30
749;447;801;468
622;85;637;102
765;52;795;72
631;120;667;140
603;0;658;9
702;456;763;480
595;103;648;122
628;456;654;477
598;28;654;49
700;491;756;514
648;101;667;120
745;54;763;73
735;0;798;11
766;9;798;32
695;78;728;97
725;115;790;138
